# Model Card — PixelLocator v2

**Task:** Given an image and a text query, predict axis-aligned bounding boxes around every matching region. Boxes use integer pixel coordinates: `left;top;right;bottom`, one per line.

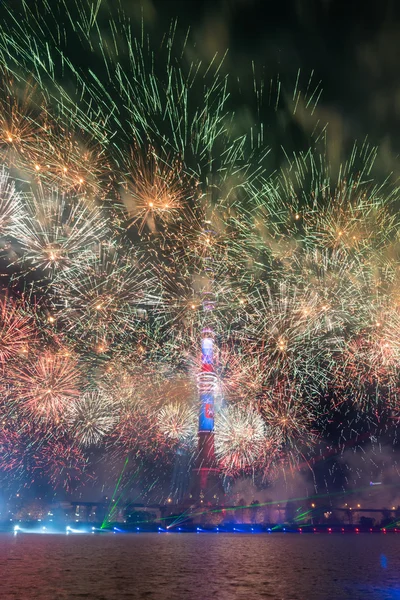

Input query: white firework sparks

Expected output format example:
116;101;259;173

7;183;107;272
215;405;269;471
68;389;117;446
52;244;158;342
0;165;24;232
156;402;197;444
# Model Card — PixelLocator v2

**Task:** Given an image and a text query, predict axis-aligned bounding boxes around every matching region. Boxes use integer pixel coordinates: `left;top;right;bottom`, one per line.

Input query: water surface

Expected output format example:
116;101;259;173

1;532;400;599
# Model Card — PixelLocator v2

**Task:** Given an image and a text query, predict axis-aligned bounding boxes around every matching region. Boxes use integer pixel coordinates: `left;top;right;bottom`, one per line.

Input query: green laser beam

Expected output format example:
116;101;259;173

101;456;130;529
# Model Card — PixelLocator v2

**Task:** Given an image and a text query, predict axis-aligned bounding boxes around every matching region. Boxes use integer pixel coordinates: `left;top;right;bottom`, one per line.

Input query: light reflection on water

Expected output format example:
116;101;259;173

1;532;400;599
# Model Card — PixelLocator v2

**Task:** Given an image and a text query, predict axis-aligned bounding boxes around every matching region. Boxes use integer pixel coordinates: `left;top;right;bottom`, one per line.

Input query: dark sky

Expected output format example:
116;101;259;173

4;0;400;170
145;0;400;173
1;0;400;501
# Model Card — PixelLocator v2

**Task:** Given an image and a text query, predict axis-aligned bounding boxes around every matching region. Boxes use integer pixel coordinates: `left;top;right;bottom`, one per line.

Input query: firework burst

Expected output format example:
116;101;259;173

0;74;47;174
260;377;318;462
0;0;398;494
0;166;24;235
156;402;197;445
0;295;35;364
12;351;82;422
38;440;89;491
8;183;108;273
215;405;271;473
52;244;158;346
68;389;117;447
121;147;196;234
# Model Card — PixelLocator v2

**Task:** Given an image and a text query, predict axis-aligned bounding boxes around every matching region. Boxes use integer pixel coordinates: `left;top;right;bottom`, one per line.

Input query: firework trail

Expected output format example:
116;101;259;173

38;440;89;491
215;406;272;473
0;295;35;364
67;389;117;447
156;402;197;445
7;183;109;274
52;244;158;349
12;351;82;423
0;0;397;494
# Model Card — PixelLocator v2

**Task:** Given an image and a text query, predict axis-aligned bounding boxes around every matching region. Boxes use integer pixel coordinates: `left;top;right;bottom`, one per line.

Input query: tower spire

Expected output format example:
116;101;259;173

190;220;223;505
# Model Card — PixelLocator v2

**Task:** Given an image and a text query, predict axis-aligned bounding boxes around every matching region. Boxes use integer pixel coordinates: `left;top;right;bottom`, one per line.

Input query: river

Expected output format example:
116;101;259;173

1;532;400;599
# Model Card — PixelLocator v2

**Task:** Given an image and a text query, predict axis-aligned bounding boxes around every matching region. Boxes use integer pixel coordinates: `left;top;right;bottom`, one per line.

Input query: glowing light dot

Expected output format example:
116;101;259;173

34;164;41;171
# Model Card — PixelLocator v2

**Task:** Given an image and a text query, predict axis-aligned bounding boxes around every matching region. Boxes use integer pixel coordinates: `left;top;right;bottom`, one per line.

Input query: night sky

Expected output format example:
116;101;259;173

145;0;400;171
3;11;400;600
5;0;400;163
1;0;400;505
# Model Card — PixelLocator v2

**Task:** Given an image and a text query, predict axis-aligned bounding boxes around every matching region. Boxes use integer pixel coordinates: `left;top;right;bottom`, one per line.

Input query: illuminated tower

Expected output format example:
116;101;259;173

190;223;223;505
194;329;219;496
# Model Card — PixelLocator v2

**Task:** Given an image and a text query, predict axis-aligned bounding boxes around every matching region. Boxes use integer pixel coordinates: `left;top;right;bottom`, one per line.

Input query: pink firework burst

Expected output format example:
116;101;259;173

0;295;35;365
12;351;82;422
39;440;89;491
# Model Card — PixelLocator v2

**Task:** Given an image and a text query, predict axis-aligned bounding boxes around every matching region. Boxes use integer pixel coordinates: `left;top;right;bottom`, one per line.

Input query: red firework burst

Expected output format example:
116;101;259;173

38;440;89;491
0;295;35;364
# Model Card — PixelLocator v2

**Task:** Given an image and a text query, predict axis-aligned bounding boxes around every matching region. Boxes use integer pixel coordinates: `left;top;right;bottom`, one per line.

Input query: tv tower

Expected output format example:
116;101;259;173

191;221;223;505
